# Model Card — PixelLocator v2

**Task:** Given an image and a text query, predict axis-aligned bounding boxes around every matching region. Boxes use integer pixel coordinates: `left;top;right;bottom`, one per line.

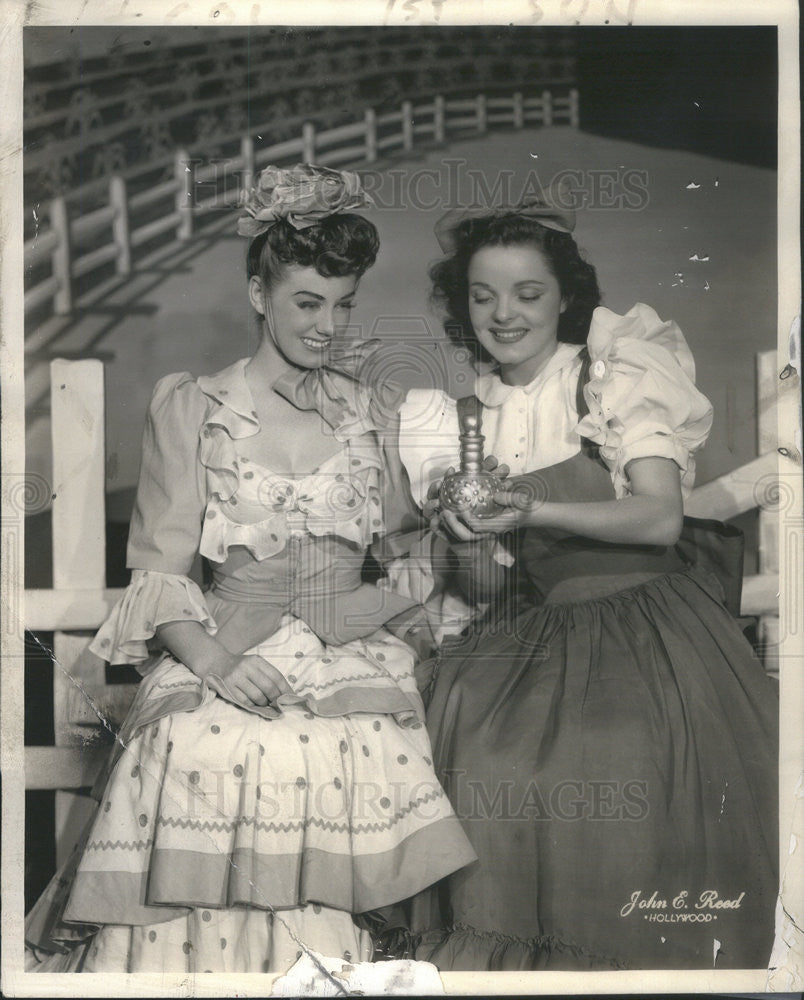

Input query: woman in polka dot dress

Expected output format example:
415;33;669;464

25;165;475;973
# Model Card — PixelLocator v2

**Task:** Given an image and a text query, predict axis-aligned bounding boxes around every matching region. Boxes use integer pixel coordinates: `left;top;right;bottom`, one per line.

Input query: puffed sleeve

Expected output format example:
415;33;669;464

395;388;460;509
575;303;714;498
369;397;437;606
89;373;217;670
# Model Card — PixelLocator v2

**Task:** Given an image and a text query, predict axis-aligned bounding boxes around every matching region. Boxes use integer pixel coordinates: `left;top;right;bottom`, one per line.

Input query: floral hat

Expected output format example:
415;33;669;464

237;163;373;238
434;176;577;253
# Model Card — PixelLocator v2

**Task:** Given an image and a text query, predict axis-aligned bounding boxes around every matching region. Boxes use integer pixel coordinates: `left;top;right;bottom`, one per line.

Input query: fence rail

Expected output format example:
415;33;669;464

24;88;579;329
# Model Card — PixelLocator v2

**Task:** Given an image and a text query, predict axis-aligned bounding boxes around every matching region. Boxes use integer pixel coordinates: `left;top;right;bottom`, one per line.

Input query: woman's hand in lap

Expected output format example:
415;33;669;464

211;653;294;707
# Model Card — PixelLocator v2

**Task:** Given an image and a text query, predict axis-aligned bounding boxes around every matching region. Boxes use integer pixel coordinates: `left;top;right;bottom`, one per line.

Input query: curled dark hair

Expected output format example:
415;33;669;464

430;215;601;352
247;214;379;286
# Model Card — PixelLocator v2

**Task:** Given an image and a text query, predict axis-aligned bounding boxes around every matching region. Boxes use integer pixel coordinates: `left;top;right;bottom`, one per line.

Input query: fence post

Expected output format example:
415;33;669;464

569;88;579;127
50;358;107;865
302;122;316;163
513;91;524;130
241;134;255;193
174;148;193;241
364;108;377;163
109;175;131;276
401;100;413;152
50;196;72;315
542;90;553;126
476;93;487;133
434;95;445;143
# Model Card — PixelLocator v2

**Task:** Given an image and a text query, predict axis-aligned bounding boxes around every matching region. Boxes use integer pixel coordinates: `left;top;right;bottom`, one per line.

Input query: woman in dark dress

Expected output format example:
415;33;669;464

392;193;779;970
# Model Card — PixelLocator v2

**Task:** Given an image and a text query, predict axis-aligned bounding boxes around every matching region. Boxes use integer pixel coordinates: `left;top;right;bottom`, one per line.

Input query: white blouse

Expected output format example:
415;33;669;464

399;303;714;506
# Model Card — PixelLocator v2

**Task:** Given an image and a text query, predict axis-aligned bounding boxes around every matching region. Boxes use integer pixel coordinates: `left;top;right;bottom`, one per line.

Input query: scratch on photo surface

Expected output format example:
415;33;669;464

30;204;40;256
781;316;802;455
23;628;350;993
765;772;804;989
166;2;192;18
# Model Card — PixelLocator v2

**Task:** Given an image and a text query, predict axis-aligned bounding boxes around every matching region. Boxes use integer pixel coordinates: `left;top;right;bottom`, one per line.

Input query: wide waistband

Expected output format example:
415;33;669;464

210;575;290;605
517;540;689;601
542;570;671;604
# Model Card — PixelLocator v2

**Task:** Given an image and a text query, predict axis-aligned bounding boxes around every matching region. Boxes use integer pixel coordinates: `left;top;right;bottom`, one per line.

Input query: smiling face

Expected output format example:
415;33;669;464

468;243;567;385
249;264;359;369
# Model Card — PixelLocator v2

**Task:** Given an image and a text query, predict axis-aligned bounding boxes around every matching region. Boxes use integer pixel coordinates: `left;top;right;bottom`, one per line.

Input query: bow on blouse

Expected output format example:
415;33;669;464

434;177;577;253
271;338;405;440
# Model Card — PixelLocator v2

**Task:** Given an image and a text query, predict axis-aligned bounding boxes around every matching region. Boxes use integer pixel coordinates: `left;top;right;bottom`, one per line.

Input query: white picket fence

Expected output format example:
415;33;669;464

24;88;579;323
23;347;788;865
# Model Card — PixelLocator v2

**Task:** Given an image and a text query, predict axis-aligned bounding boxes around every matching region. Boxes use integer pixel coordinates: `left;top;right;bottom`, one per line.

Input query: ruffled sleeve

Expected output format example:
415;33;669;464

89;373;217;670
575;303;714;498
89;569;217;667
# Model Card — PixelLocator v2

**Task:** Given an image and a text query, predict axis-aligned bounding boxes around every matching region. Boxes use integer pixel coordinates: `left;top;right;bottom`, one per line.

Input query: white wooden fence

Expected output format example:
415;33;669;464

24;348;788;865
24;88;579;325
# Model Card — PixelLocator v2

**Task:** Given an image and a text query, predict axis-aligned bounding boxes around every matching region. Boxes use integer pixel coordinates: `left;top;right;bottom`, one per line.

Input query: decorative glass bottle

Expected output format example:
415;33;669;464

439;397;503;518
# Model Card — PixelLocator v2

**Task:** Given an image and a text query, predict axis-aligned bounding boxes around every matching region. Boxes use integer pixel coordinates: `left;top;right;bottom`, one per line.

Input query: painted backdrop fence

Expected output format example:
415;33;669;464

24;88;578;328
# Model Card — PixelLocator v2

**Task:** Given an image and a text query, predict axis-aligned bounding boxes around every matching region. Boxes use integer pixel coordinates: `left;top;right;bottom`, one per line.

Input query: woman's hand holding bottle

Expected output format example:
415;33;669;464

424;455;517;541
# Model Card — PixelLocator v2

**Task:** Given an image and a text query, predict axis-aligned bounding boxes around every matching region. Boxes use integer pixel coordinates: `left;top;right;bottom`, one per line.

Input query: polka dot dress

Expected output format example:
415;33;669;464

48;648;474;973
27;367;476;973
82;903;371;973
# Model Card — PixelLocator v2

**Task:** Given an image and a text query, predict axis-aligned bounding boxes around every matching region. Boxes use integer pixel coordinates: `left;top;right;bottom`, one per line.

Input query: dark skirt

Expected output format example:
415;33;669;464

411;566;779;970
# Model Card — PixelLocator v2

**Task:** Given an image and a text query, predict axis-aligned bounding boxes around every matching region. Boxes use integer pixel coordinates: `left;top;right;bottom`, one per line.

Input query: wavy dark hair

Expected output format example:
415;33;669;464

247;214;379;287
430;214;601;353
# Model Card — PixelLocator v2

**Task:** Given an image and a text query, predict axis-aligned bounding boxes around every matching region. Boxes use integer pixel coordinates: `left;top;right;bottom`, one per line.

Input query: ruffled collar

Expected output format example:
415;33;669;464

271;338;404;441
197;358;260;440
474;342;583;408
197;340;402;445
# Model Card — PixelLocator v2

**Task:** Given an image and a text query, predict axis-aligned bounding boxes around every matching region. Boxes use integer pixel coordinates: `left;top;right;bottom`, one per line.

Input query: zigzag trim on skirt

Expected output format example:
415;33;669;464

84;838;155;852
296;669;414;693
154;679;201;691
84;788;445;849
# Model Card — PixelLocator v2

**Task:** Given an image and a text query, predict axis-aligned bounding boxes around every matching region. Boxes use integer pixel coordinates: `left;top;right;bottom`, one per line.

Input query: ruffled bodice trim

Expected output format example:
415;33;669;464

98;351;402;669
195;357;391;563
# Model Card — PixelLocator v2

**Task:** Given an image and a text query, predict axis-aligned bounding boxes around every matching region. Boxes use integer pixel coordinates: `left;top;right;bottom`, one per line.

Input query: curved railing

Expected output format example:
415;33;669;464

24;26;576;201
24;87;579;326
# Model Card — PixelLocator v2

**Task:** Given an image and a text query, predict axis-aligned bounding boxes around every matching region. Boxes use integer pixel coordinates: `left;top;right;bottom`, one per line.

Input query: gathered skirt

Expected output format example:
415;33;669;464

411;567;779;971
26;615;476;972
